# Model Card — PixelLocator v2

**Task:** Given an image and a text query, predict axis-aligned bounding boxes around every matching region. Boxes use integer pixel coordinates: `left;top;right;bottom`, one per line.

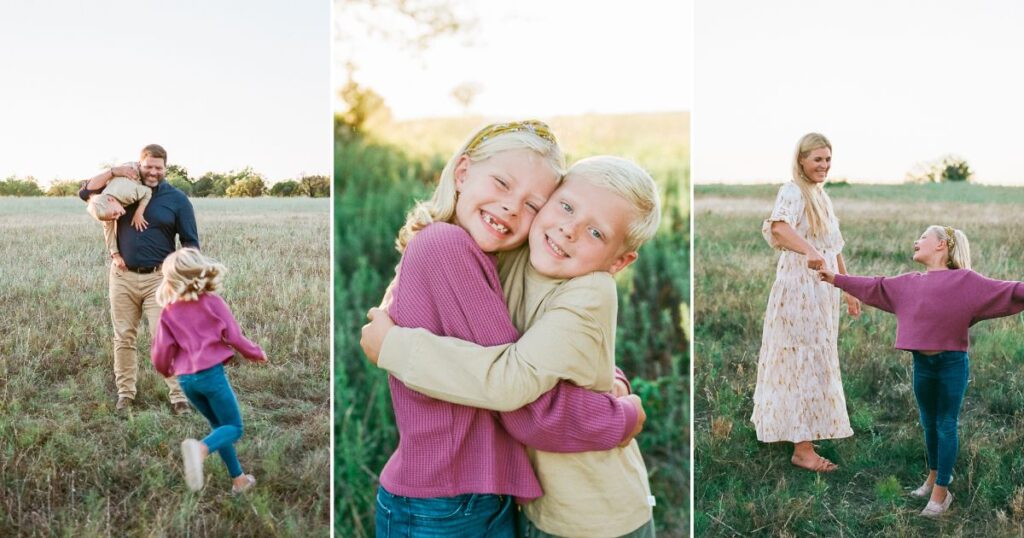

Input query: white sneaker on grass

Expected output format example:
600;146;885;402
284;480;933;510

921;491;953;518
232;474;256;494
181;439;204;492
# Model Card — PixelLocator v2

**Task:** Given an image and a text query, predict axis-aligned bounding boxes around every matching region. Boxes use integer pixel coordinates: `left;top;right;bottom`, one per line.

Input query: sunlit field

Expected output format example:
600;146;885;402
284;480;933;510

0;197;330;536
696;183;1024;536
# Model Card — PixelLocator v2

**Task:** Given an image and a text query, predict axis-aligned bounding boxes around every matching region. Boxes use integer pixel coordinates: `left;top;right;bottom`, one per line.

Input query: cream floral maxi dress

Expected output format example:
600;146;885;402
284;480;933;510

751;181;853;443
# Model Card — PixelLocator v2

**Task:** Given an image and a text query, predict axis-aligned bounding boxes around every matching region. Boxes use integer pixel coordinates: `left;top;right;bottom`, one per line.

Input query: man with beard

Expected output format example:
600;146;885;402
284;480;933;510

80;144;199;414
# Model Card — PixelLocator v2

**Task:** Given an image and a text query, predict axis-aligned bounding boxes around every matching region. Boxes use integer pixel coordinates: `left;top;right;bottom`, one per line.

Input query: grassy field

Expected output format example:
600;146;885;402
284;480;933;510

695;183;1024;537
0;197;330;536
335;113;690;536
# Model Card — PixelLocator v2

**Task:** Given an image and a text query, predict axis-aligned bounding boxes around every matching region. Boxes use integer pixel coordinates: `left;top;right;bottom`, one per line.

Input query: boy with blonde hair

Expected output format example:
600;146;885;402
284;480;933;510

362;155;662;537
85;162;152;266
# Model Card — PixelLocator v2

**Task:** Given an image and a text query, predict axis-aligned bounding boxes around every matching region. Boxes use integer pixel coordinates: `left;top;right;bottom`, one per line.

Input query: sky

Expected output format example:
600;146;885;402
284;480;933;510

335;0;692;120
0;0;331;185
694;0;1024;185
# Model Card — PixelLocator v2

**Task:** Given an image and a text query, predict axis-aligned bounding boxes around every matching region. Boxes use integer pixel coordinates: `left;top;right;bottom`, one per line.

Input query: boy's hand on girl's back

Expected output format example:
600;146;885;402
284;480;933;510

360;307;394;366
619;394;646;447
611;379;630;398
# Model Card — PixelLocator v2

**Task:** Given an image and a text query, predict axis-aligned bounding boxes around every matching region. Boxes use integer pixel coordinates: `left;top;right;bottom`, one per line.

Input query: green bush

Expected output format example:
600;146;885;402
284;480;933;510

0;176;44;196
226;175;267;197
46;180;82;197
270;180;301;197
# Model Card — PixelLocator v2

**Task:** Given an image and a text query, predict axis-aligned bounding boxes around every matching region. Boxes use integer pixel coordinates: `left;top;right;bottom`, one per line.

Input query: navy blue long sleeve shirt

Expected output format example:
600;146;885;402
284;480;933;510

80;181;199;268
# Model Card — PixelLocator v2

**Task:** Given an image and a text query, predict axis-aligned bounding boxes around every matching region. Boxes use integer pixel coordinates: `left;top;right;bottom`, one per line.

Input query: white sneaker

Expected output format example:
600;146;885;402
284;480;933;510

181;439;205;492
910;475;952;498
232;474;256;494
920;491;953;518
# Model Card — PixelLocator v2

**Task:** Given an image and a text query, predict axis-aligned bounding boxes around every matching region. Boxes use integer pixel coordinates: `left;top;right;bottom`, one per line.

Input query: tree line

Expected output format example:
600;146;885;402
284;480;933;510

0;165;329;198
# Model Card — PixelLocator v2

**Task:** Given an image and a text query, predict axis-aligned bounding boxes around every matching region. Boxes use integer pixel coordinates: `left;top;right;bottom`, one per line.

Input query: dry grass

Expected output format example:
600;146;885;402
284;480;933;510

696;183;1024;537
0;196;329;537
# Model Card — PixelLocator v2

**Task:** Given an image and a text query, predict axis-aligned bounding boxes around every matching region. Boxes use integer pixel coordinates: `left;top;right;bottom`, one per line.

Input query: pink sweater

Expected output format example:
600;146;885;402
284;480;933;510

834;269;1024;351
151;292;265;376
380;222;637;500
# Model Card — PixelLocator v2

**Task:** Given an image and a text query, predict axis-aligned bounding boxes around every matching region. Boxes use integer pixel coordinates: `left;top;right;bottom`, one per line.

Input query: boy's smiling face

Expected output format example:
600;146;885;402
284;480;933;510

528;175;638;279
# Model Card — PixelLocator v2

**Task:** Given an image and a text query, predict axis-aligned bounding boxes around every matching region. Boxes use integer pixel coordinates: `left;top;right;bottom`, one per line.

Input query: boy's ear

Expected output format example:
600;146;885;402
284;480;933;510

607;251;638;275
453;155;471;192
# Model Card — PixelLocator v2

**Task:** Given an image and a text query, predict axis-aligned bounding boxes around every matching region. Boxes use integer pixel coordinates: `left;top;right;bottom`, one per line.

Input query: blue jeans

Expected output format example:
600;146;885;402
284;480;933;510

177;363;244;478
375;486;515;538
912;351;969;487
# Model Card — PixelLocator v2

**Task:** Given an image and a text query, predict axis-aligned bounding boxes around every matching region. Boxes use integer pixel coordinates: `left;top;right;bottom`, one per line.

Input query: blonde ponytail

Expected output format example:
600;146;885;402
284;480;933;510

157;248;226;306
927;225;972;270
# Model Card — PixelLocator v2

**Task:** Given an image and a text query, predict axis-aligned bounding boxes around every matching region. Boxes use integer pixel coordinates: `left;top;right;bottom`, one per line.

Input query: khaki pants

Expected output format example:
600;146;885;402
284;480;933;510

108;264;185;403
518;512;656;538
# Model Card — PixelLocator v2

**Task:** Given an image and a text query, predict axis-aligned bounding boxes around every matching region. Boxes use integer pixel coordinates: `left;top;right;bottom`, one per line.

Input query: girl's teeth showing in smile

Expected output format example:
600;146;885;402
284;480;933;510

482;212;509;234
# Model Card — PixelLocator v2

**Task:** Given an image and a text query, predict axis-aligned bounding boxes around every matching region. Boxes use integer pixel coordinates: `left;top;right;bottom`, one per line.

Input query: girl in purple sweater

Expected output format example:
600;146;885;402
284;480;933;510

151;248;267;494
819;225;1024;518
374;121;643;537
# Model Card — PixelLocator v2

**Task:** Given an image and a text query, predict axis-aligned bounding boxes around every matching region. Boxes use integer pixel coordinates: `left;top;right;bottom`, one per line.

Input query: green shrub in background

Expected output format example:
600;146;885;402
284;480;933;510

906;154;973;183
0;176;44;196
334;114;690;537
45;180;82;197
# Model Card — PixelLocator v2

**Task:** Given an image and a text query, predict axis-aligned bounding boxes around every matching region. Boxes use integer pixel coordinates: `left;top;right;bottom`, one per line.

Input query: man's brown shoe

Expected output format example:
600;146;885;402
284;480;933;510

116;396;134;412
172;401;192;415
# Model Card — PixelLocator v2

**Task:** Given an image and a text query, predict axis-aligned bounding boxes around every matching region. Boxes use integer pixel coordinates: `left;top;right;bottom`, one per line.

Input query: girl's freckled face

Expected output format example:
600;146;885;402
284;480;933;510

453;149;559;253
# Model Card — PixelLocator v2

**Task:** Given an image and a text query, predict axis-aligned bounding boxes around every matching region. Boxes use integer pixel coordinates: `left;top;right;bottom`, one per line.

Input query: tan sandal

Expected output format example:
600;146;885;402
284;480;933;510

791;454;838;473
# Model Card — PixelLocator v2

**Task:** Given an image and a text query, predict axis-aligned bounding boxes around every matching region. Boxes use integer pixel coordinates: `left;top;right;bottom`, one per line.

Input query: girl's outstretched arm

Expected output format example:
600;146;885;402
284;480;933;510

828;272;905;314
968;272;1024;323
211;295;266;362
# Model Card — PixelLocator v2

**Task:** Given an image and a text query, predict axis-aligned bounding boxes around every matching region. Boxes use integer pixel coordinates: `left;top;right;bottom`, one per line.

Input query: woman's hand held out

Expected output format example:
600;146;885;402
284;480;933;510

806;248;826;270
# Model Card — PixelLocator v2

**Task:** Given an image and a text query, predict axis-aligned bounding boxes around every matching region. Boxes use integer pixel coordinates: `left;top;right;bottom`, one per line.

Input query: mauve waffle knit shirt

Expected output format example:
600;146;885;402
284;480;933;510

379;223;636;500
834;269;1024;351
151;292;265;377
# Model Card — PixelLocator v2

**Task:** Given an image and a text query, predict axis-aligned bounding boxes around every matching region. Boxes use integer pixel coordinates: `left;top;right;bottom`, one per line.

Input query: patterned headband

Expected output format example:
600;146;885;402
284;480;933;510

465;120;558;153
944;226;956;251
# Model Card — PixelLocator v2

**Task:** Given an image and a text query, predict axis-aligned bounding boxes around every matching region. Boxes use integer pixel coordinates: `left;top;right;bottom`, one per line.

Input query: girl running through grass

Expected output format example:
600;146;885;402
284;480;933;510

819;225;1024;517
151;247;267;493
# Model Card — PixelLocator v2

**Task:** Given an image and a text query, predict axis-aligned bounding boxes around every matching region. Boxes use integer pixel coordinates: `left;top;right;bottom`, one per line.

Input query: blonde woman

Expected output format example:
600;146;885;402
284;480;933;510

751;133;861;472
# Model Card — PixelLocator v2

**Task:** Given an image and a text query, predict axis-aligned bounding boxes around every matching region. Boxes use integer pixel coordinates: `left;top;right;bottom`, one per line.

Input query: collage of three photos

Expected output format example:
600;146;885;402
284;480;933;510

3;1;1024;536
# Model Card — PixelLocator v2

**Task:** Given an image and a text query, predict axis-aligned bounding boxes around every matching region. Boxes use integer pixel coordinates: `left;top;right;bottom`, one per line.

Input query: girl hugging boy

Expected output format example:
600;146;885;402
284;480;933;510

362;119;662;538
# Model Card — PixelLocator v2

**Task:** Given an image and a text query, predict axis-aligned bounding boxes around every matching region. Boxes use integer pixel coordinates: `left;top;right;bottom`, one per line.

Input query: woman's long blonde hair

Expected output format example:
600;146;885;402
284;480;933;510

792;132;834;238
926;225;972;270
157;248;226;306
395;120;565;253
